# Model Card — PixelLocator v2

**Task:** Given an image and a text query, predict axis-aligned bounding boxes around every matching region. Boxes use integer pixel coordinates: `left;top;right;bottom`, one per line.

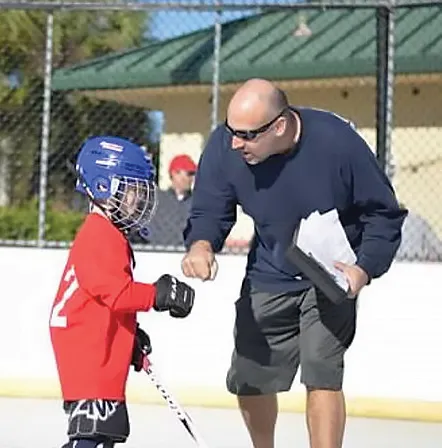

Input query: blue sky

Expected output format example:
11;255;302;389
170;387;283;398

146;0;305;40
149;10;256;40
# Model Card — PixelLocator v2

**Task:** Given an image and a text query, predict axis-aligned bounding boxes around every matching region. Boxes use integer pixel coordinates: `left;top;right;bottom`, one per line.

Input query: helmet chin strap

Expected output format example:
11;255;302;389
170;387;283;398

89;202;109;218
90;199;132;236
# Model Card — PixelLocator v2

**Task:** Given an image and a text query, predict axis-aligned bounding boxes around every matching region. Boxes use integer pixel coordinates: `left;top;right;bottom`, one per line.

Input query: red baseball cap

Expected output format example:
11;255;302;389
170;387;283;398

169;154;197;174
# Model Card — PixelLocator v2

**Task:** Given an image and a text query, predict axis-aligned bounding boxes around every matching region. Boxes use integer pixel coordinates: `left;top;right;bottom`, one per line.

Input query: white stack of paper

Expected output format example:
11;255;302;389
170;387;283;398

295;209;357;292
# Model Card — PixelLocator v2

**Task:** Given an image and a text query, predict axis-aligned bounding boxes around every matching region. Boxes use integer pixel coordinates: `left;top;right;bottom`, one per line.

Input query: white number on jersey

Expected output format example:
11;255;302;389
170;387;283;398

50;265;79;328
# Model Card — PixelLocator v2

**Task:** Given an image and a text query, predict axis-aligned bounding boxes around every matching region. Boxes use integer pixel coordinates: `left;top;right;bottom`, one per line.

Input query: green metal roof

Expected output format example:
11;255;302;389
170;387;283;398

52;5;442;91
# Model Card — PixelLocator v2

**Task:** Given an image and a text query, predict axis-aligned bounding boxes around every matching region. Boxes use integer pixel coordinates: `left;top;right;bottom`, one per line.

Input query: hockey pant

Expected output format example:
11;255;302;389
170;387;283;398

61;399;129;447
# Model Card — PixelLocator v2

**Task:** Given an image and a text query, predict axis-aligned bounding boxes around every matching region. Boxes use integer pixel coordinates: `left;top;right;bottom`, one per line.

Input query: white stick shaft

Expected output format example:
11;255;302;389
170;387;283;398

143;357;210;448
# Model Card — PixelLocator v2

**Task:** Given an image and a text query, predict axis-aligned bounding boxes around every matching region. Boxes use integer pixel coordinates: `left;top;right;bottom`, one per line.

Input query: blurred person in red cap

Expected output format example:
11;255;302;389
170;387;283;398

132;154;197;247
167;154;197;201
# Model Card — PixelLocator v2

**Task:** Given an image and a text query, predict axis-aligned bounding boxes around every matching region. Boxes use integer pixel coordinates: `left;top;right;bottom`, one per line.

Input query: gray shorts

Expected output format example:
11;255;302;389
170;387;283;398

226;281;357;395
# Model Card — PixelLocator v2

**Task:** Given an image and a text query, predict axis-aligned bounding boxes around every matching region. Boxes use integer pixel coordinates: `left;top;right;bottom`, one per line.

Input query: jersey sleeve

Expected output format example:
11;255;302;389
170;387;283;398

73;218;156;313
183;126;238;252
341;128;408;279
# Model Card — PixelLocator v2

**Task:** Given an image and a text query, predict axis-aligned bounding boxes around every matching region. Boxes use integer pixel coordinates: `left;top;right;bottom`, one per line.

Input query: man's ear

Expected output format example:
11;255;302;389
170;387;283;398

274;117;287;137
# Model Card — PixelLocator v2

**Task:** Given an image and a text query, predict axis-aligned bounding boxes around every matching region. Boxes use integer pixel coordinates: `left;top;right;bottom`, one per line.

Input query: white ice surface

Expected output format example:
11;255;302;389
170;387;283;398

1;397;442;448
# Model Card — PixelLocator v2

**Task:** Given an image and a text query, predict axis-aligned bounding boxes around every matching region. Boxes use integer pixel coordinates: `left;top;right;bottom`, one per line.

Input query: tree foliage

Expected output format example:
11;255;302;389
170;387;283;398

0;9;149;211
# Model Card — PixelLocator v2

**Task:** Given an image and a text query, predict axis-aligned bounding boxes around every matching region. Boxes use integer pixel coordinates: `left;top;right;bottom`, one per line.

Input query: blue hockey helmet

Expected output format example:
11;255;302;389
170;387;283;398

75;136;158;237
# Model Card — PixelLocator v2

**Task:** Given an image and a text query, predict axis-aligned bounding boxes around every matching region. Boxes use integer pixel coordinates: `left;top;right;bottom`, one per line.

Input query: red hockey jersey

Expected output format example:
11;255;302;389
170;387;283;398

49;213;156;401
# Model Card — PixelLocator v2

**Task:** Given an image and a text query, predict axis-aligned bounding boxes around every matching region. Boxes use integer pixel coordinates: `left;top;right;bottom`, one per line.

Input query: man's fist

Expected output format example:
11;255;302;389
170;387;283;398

334;262;369;298
181;240;218;281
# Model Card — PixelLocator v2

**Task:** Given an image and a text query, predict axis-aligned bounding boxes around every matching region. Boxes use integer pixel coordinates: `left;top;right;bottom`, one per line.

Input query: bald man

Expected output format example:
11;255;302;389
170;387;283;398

181;79;407;448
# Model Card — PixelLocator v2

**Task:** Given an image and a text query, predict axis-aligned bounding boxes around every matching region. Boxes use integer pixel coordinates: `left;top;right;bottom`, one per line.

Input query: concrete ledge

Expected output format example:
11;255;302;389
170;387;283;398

1;378;441;423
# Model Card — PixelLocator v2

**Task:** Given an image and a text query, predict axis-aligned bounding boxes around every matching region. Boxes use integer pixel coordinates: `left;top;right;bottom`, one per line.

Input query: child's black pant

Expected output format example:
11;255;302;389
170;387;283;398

61;399;129;448
62;440;115;447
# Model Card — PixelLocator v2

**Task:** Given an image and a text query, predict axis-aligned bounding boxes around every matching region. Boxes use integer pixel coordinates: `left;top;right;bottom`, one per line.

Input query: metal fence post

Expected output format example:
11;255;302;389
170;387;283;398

211;1;222;132
37;11;54;247
375;2;395;178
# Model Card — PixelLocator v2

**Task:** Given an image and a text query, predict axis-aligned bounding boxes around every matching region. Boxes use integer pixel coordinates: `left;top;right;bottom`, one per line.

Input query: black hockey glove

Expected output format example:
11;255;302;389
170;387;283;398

154;274;195;318
131;323;152;372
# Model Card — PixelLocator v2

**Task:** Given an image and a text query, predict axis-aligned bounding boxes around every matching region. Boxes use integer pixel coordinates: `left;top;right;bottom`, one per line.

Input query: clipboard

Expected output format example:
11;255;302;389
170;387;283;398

285;243;349;305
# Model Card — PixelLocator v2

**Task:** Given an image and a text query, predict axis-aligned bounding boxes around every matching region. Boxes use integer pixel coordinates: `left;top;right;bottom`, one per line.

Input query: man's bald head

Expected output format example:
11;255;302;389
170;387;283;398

227;78;289;127
225;79;298;165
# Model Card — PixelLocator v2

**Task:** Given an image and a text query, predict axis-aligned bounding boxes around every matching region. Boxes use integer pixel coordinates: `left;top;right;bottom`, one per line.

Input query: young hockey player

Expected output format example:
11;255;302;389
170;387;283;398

49;136;195;448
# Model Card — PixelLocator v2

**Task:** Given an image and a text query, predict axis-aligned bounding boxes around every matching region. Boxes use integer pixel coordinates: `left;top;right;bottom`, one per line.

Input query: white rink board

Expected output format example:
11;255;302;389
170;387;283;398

0;247;441;420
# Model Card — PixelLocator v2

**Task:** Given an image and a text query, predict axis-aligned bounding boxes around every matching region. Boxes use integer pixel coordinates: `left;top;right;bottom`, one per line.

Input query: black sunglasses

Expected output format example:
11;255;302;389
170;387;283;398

224;109;286;141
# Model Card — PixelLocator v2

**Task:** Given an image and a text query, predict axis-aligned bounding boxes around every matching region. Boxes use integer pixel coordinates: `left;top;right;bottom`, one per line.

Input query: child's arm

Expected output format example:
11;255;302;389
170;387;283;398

75;240;194;317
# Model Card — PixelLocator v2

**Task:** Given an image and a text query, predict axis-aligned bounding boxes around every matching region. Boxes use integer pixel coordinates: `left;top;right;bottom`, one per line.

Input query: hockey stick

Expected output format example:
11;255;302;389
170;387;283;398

142;355;210;448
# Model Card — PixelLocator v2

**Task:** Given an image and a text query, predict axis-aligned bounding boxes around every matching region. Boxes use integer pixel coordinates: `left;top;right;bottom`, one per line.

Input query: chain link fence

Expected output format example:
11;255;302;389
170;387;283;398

0;0;440;261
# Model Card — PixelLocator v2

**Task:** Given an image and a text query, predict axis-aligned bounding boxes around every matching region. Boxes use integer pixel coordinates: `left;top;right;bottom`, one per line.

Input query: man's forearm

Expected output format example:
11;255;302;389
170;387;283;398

183;219;231;253
190;240;214;252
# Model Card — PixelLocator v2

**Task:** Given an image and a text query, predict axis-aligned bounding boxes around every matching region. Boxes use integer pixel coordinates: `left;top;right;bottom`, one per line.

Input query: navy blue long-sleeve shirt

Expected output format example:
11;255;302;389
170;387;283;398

183;107;408;294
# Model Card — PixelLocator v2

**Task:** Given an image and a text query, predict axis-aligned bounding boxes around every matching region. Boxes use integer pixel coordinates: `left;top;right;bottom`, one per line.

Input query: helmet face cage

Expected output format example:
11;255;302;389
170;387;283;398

104;175;158;236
